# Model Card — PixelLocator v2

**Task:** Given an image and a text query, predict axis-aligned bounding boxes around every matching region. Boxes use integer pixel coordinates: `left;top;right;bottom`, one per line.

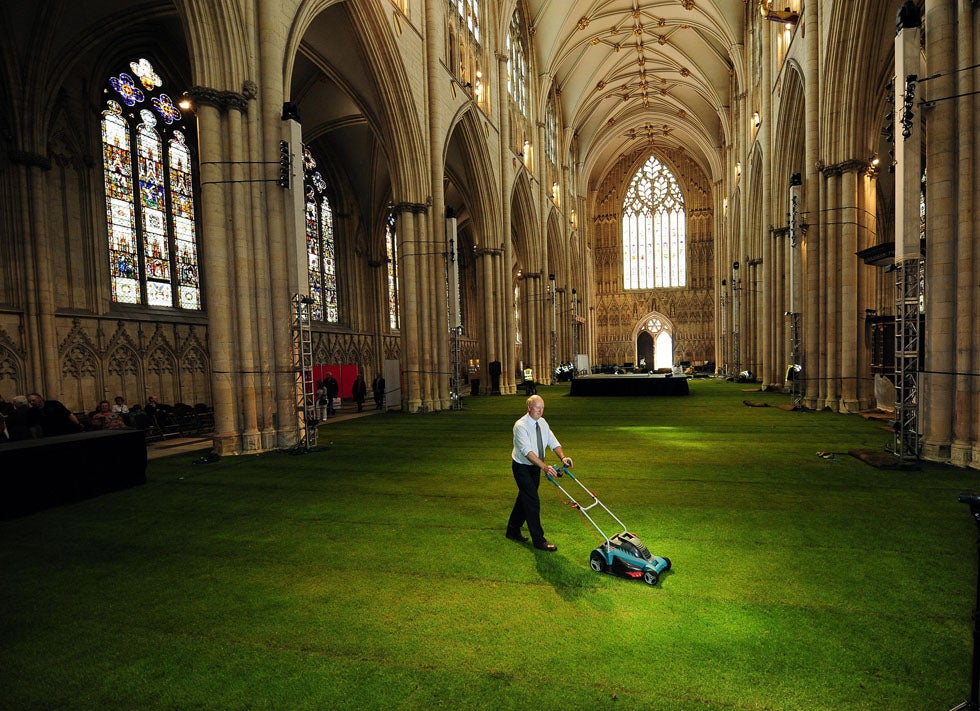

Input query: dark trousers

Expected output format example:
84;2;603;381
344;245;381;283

507;461;546;544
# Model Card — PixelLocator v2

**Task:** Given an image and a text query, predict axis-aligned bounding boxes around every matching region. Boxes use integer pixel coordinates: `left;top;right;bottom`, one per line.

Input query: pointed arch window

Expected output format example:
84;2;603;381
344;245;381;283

507;7;528;116
545;96;558;164
622;156;687;289
101;57;201;309
447;0;484;104
302;147;338;323
386;212;399;330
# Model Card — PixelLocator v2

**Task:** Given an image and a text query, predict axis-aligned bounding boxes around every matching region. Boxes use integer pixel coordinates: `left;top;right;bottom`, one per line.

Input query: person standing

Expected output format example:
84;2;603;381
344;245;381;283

506;394;573;552
372;373;386;410
351;373;367;412
324;372;339;417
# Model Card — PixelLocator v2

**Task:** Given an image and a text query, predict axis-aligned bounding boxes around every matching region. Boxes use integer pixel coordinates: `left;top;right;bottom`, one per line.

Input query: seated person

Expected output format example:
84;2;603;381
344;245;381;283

89;400;126;430
145;395;174;428
2;395;38;440
111;396;130;415
26;392;81;436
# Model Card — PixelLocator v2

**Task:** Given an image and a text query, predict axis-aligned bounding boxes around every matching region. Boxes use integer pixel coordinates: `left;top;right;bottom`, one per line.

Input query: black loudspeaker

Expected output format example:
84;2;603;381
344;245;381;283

489;361;501;395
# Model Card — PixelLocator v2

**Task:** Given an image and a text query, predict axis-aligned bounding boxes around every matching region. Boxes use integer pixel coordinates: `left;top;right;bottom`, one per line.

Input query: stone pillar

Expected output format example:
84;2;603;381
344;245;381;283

952;0;977;468
225;102;260;450
802;0;822;410
840;165;859;412
12;153;58;394
193;99;237;449
243;82;276;449
922;0;956;460
821;167;842;409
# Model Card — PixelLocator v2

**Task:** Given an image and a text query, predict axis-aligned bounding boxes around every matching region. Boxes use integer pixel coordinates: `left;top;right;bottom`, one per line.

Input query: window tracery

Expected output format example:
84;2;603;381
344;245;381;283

622;156;687;289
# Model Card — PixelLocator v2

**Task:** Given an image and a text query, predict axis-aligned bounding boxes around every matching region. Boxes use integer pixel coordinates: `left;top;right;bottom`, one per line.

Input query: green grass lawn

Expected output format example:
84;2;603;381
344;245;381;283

1;380;977;710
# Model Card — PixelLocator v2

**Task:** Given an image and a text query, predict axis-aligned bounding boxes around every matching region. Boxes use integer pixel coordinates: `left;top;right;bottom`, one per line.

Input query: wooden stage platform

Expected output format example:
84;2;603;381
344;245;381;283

569;373;690;397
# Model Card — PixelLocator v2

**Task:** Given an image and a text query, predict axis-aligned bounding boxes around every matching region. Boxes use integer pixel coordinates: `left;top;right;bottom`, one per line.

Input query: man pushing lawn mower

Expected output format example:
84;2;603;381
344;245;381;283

505;394;572;552
505;395;672;585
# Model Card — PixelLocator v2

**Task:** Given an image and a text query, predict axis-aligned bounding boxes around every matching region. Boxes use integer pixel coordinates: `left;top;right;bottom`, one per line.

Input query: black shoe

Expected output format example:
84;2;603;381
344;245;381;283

533;540;558;552
505;530;529;542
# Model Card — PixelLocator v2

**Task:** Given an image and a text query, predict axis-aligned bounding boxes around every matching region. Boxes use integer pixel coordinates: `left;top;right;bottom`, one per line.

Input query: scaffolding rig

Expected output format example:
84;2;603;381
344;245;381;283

893;258;922;460
292;294;318;451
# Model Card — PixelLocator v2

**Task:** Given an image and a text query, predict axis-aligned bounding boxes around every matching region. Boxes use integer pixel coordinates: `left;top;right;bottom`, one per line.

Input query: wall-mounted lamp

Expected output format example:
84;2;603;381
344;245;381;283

870;153;880;167
752;111;761;128
735;162;742;181
178;92;194;111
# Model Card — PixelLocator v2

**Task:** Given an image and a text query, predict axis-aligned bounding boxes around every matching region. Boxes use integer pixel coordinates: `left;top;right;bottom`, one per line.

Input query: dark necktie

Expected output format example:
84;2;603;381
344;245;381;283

536;421;544;460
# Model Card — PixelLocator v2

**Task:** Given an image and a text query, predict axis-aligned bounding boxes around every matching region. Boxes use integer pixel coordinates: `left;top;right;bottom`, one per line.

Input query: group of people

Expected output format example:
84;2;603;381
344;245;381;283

0;392;81;441
0;393;168;443
316;372;386;419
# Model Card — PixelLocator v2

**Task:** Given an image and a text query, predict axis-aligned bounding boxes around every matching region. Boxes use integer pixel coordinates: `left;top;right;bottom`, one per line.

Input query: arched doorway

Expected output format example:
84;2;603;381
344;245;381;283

633;312;674;370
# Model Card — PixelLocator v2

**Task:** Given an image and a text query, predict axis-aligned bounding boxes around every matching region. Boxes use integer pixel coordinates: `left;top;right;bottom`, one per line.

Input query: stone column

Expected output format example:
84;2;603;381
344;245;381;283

396;204;422;411
225;101;260;450
243;81;276;449
952;0;977;468
192;98;237;449
802;0;822;410
12;153;58;394
922;0;956;460
839;164;860;412
828;168;843;410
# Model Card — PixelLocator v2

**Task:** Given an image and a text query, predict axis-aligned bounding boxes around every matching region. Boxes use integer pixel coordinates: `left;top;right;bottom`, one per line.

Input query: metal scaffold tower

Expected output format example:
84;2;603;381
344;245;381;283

292;294;318;451
891;3;922;463
894;259;922;460
731;261;741;376
787;173;803;407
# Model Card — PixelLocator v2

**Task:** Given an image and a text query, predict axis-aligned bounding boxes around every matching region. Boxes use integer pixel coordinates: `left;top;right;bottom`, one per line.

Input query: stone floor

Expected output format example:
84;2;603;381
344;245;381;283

146;402;383;460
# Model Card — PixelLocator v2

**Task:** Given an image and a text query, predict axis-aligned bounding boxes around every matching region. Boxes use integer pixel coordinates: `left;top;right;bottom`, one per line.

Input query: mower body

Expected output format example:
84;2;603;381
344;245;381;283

590;531;671;586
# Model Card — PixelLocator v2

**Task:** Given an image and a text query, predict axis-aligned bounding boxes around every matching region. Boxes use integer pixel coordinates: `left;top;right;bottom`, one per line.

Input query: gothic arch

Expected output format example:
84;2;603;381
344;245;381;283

631;311;676;369
445;105;501;247
821;0;895;161
287;0;428;201
510;171;537;270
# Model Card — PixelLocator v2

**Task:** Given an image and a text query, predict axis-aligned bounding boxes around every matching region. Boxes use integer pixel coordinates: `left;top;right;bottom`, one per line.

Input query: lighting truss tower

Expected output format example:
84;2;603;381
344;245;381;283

894;260;922;459
892;1;922;461
292;294;317;451
719;282;727;377
731;261;741;376
446;211;462;410
549;274;557;381
788;173;803;406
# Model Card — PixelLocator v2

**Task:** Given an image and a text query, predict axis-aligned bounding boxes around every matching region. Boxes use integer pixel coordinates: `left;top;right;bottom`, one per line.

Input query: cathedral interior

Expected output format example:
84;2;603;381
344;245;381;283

0;0;977;467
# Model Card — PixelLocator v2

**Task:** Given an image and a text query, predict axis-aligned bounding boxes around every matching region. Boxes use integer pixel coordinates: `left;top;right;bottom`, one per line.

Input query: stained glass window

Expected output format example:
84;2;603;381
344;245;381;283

386;213;399;330
622;156;687;289
101;58;200;309
302;147;338;322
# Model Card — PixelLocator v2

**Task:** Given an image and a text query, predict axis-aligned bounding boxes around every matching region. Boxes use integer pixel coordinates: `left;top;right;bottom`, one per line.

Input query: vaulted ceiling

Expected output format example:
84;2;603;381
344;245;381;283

526;0;745;188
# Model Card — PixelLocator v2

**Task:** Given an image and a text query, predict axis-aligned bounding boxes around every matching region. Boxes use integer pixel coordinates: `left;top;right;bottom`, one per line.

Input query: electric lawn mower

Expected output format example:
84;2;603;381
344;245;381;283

545;463;671;586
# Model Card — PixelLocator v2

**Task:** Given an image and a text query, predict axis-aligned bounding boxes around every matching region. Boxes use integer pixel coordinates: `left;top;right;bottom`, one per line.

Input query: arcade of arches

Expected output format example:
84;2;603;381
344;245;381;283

1;1;977;468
